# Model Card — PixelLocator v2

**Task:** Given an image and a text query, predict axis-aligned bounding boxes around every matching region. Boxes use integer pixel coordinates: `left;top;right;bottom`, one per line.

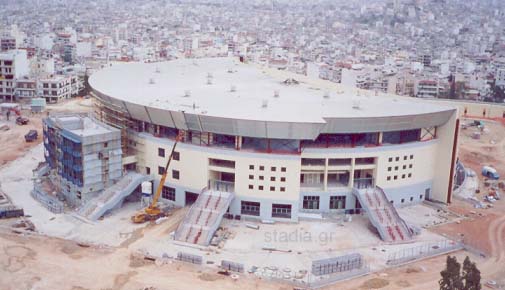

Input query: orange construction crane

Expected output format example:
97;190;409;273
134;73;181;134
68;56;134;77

131;132;184;223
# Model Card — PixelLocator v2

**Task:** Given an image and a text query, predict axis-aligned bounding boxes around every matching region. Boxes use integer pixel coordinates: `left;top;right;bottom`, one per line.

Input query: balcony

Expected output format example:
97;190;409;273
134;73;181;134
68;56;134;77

208;179;235;193
353;178;374;190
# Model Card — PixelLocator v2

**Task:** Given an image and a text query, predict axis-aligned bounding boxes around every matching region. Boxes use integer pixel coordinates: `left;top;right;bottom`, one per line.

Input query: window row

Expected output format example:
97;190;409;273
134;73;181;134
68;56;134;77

249;165;287;172
302;195;347;210
388;155;414;162
248;184;285;192
387;164;413;171
147;166;180;180
240;201;292;219
387;173;412;181
248;175;286;182
391;194;424;204
158;147;180;160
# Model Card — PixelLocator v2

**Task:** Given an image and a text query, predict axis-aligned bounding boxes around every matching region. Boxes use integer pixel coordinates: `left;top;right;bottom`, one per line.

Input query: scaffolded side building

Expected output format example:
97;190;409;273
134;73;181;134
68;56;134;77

43;113;122;207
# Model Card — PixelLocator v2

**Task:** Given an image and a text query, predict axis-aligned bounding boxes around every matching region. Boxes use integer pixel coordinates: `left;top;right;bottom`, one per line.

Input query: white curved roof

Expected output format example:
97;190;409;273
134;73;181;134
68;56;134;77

89;57;454;124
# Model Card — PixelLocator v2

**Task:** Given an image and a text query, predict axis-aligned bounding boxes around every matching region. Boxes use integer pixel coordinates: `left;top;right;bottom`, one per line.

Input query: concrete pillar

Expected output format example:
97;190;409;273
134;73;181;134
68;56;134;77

235;136;242;150
349;158;355;188
323;158;328;191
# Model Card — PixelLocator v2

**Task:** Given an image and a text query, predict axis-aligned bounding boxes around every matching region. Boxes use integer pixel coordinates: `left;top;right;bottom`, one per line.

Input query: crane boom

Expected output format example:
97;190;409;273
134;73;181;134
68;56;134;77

131;132;183;223
151;134;181;208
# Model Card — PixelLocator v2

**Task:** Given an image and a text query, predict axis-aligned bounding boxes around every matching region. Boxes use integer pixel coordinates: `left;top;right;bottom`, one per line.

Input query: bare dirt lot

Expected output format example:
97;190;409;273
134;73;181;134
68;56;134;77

0;232;286;290
0;97;93;167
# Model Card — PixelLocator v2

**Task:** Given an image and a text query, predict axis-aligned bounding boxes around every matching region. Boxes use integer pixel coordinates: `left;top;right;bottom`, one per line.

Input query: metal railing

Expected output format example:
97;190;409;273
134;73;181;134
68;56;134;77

208;179;235;193
353;178;374;189
386;240;463;266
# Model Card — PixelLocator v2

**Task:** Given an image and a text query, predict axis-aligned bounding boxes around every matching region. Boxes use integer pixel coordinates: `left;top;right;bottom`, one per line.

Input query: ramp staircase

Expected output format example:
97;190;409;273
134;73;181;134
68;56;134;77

174;188;234;246
353;186;412;243
78;172;153;221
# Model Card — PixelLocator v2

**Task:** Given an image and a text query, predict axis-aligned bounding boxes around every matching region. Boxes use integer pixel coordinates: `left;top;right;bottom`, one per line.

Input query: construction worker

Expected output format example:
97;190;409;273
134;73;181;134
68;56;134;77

6;110;10;121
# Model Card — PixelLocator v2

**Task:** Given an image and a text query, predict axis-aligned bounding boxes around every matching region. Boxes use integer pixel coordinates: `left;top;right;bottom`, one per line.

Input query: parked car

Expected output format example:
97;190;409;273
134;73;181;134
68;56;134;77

16;116;29;125
482;166;500;180
24;130;38;142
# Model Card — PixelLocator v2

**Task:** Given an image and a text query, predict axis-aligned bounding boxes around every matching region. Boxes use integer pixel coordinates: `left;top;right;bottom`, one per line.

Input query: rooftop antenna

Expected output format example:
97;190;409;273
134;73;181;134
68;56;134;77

206;72;213;85
352;100;361;109
262;99;268;108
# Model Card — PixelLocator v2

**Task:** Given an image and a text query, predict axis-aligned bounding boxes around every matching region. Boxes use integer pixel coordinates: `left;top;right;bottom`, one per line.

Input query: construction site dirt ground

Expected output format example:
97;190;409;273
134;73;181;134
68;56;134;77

0;144;456;276
1;108;505;289
0;97;93;167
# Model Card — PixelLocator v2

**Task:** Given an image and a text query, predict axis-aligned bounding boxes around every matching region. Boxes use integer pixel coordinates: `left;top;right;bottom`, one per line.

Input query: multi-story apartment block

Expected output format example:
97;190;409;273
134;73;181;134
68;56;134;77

39;74;81;103
0;49;29;101
415;80;440;98
15;78;37;101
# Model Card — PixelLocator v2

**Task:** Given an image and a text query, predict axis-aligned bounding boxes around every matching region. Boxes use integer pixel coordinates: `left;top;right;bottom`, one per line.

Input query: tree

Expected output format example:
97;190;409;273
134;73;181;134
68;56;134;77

440;256;464;290
462;256;481;290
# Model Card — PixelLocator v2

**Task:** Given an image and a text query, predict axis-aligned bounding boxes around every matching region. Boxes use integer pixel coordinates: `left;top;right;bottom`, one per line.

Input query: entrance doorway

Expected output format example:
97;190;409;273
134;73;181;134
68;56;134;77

185;191;199;205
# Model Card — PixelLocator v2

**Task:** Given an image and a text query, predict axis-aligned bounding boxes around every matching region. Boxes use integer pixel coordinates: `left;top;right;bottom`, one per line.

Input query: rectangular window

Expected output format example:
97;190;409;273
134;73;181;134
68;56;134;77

259;185;264;190
249;175;254;180
248;184;253;189
403;165;406;170
249;165;254;170
388;157;393;162
280;177;286;182
281;167;286;172
162;186;176;201
270;186;275;191
388;167;392;171
409;164;413;169
241;201;260;216
394;166;398;170
404;156;407;160
410;155;414;159
410;197;414;202
303;196;320;210
173;151;180;161
259;166;264;171
387;176;391;181
271;166;276;172
146;167;151;175
394;176;398;180
402;174;406;179
401;198;405;203
158;148;165;157
280;187;285;192
408;173;412;178
172;170;180;180
270;176;276;181
272;204;292;218
158;166;164;175
259;176;264;180
395;157;399;161
420;194;424;200
104;142;108;148
329;196;346;210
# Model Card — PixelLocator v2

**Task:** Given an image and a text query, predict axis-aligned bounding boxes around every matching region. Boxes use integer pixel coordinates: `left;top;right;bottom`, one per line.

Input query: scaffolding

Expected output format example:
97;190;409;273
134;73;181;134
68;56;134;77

92;91;133;156
43;113;122;207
